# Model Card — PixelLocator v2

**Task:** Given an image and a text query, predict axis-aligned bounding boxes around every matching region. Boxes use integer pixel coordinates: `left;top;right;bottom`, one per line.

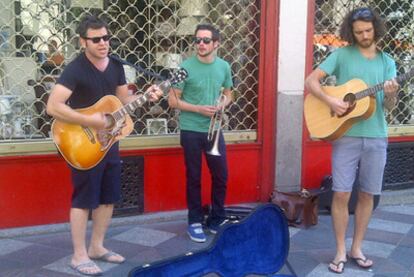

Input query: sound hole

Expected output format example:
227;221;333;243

337;93;356;118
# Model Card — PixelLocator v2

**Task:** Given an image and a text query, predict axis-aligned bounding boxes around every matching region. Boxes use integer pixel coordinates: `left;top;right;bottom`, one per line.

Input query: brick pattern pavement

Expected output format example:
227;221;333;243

0;204;413;276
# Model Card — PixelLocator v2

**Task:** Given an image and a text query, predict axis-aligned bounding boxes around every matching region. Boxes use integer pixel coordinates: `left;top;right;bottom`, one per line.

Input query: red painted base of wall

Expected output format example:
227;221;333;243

0;144;261;229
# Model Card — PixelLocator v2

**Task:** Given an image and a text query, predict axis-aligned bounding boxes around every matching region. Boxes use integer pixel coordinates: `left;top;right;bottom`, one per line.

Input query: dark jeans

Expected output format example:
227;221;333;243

180;130;228;225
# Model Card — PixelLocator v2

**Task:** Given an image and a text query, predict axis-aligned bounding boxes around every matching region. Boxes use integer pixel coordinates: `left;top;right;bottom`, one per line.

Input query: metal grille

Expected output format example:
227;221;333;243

313;0;414;126
384;142;414;190
114;155;144;216
0;0;260;141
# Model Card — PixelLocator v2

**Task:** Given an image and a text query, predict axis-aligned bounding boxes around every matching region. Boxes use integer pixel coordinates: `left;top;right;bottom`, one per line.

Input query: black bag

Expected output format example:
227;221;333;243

318;175;380;214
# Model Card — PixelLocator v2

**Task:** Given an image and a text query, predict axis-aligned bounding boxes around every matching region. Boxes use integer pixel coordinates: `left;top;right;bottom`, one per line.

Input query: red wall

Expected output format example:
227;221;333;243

0;144;261;229
0;155;72;228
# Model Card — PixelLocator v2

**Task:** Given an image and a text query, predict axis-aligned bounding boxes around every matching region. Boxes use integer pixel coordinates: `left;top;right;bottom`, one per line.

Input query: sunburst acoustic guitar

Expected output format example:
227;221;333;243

51;68;188;170
304;68;414;141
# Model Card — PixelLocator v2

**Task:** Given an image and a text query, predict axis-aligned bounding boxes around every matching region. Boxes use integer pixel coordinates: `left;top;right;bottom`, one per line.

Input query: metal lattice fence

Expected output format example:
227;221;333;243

0;0;260;141
313;0;414;126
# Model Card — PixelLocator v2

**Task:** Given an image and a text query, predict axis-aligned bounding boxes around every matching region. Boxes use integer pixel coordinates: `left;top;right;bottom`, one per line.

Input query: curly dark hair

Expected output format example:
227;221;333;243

339;7;386;45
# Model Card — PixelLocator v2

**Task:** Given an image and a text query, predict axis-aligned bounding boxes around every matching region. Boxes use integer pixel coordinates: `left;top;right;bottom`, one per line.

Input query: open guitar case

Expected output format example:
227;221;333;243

129;203;297;277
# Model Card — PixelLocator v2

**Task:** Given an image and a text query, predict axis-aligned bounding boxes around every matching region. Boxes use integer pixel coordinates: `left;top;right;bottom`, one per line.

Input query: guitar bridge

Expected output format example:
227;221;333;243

82;126;96;144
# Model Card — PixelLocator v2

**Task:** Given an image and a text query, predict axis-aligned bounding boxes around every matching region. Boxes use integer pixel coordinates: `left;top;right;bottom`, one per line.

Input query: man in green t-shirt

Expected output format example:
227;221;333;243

169;24;233;243
305;7;399;274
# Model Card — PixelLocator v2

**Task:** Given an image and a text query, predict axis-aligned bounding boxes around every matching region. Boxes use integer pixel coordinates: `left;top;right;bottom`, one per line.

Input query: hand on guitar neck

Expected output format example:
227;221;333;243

145;84;163;102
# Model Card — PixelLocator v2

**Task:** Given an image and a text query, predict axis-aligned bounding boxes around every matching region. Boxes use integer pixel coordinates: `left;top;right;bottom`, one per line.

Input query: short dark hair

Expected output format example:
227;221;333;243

339;7;386;44
77;15;108;38
194;24;220;41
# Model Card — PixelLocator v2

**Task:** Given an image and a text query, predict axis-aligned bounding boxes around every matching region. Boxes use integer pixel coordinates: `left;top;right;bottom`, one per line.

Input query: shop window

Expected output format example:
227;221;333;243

0;0;261;142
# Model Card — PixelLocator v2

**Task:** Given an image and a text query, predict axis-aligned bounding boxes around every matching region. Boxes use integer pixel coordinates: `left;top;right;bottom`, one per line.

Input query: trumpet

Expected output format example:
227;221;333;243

207;94;227;156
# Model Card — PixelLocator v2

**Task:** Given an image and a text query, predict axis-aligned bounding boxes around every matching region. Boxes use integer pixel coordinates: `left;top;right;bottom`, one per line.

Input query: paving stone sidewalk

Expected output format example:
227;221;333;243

0;202;413;277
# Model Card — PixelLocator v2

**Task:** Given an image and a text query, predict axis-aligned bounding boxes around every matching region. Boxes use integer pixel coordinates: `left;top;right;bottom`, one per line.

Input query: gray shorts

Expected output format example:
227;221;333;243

331;137;387;195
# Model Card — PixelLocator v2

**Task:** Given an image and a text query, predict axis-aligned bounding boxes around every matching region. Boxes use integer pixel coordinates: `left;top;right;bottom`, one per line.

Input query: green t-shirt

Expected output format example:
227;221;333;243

174;55;233;132
319;45;396;137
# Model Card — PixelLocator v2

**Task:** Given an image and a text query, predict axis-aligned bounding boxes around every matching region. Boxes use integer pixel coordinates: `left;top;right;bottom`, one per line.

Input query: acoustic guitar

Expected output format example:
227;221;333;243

304;68;414;141
51;68;188;170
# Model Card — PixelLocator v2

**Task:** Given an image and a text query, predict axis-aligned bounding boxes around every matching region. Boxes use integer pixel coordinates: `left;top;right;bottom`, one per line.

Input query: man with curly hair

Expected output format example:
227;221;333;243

305;7;399;274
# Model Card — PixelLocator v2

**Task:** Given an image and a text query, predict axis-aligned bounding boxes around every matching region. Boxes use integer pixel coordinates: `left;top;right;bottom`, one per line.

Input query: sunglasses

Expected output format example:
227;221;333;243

352;8;374;21
83;35;111;43
193;37;213;44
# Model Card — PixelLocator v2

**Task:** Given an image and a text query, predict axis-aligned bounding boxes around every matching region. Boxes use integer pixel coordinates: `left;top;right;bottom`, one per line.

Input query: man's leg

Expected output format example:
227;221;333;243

70;208;102;274
329;137;361;273
205;132;228;226
181;131;204;224
349;191;374;267
88;204;125;263
330;191;351;268
349;138;387;267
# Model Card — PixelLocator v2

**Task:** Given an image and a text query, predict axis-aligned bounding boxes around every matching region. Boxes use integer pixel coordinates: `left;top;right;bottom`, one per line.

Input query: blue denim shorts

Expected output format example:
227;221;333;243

331;137;387;195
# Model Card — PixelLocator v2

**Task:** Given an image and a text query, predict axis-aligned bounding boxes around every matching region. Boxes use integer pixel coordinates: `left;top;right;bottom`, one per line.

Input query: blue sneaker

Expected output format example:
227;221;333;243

208;219;229;234
187;223;206;243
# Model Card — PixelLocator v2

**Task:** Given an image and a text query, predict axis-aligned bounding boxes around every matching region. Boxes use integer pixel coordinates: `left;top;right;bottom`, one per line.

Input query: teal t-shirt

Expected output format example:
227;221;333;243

319;45;396;137
174;55;233;132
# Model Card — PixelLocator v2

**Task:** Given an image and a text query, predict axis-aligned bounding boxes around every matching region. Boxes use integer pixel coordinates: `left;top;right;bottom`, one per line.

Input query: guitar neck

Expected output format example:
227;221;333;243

356;83;384;99
355;69;414;100
112;80;171;121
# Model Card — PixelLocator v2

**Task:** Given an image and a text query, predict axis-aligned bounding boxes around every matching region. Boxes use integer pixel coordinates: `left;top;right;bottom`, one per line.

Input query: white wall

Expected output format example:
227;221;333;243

275;0;309;192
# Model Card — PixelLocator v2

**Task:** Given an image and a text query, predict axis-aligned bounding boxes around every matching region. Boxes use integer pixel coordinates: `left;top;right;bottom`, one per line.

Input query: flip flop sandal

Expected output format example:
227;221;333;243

70;261;103;276
90;250;125;264
328;260;346;274
349;256;373;268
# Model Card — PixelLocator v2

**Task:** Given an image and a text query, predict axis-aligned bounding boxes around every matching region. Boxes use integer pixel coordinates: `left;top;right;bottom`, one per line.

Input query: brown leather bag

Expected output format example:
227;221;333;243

270;189;319;228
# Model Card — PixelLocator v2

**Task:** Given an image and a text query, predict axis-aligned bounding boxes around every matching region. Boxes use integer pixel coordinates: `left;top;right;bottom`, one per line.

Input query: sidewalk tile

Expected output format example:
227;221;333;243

112;226;176;247
369;218;413;234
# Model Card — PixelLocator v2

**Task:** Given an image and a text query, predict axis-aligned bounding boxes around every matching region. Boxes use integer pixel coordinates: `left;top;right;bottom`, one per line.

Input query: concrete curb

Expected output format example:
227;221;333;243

0;209;187;239
380;187;414;206
0;191;411;239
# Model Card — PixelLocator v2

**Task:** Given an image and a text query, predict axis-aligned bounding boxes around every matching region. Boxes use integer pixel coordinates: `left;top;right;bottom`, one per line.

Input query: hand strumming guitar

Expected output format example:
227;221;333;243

327;95;350;116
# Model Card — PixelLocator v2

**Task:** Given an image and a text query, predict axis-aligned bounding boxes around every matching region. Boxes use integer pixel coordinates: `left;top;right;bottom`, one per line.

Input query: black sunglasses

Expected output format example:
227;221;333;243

352;8;374;21
193;37;213;44
83;35;111;43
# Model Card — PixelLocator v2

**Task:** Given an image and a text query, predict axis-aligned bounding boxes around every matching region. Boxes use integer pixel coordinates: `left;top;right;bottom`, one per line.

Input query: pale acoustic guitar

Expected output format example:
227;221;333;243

51;68;188;170
304;68;414;141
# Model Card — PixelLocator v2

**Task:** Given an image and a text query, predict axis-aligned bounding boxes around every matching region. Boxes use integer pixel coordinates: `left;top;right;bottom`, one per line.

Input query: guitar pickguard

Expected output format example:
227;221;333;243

97;115;126;151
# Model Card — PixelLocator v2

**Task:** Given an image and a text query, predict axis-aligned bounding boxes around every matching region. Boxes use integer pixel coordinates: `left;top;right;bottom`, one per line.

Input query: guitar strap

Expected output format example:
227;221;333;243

110;54;166;81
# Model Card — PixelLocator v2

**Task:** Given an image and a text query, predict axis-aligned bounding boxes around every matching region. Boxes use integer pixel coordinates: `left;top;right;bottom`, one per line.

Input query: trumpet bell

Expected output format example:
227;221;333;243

207;149;221;156
207;130;222;156
206;94;227;156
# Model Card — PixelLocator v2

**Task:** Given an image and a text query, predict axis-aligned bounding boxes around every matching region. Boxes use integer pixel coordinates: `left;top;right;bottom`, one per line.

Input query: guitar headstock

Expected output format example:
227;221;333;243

169;68;188;85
